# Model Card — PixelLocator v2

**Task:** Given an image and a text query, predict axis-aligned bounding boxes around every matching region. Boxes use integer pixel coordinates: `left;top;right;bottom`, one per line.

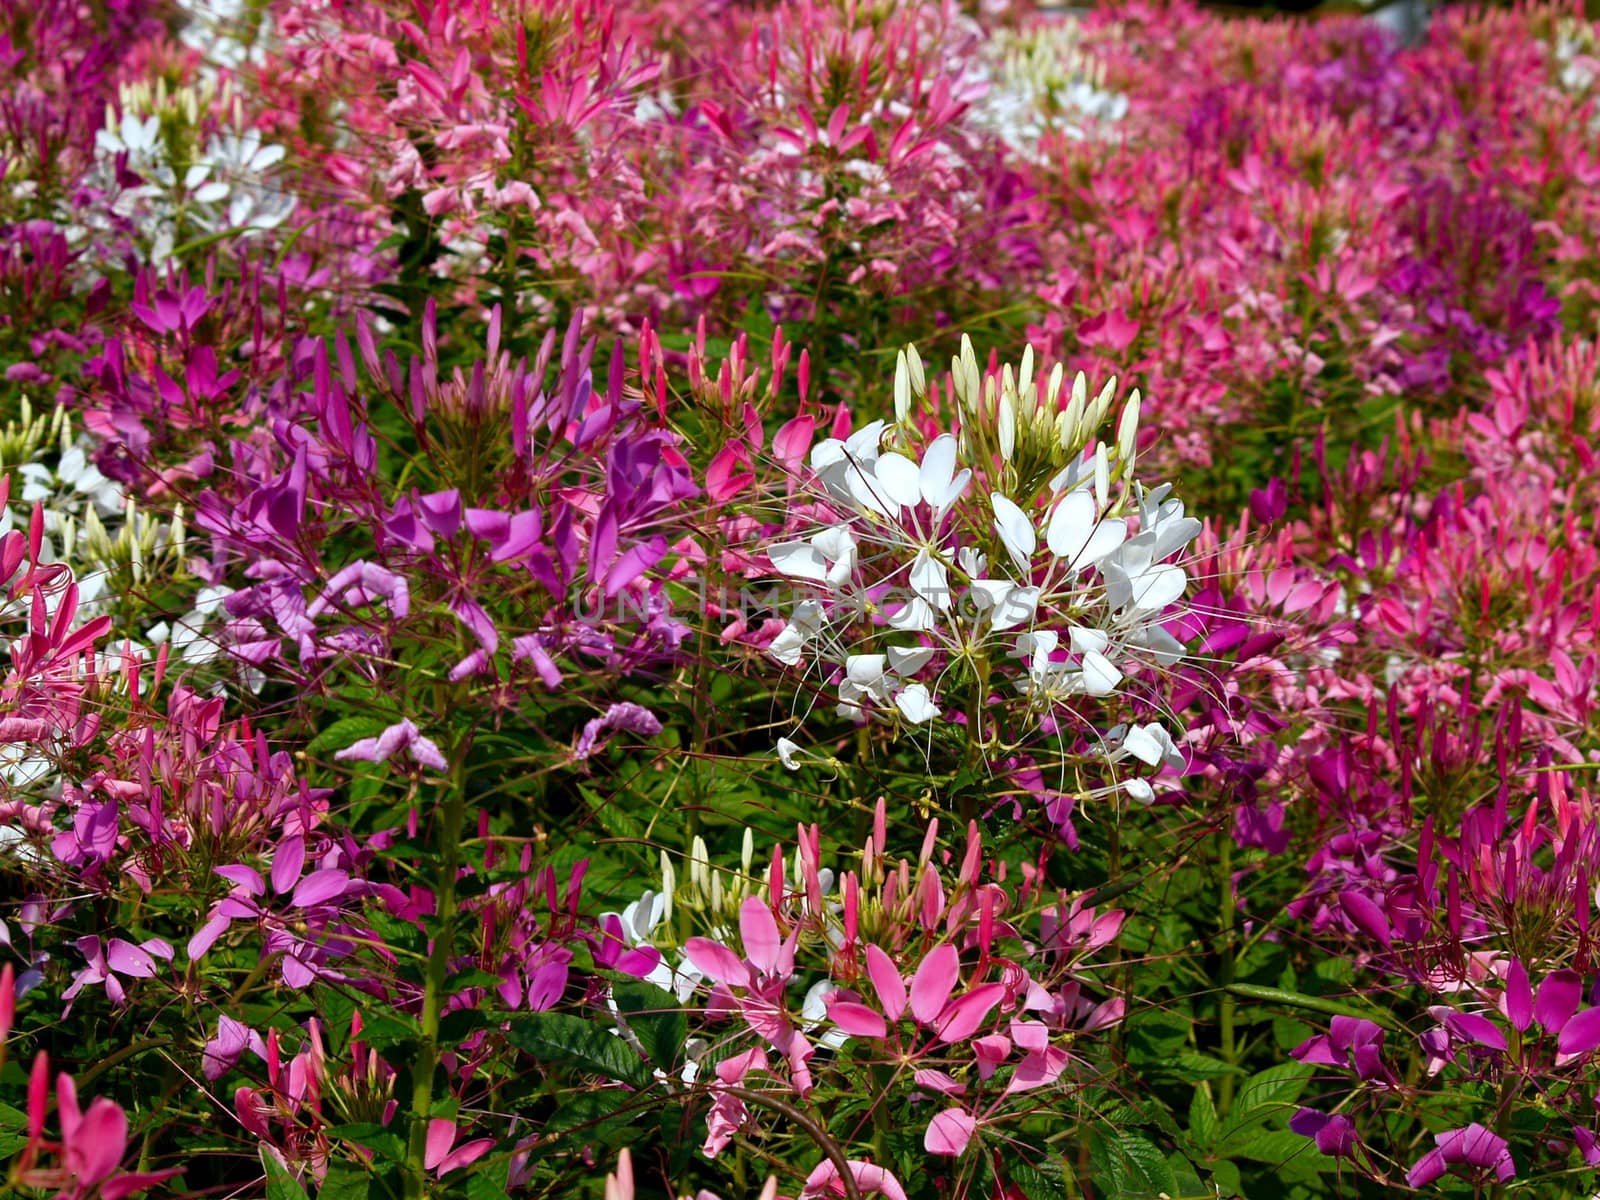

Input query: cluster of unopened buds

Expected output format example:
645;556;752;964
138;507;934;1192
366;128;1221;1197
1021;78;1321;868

768;337;1199;801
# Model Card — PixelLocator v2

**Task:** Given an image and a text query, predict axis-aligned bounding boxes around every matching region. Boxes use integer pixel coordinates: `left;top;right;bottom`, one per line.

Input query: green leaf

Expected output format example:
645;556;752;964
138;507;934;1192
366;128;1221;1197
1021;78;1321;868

1124;1010;1189;1066
327;1123;407;1164
1008;1161;1069;1200
1090;1130;1178;1199
1167;1052;1243;1081
1220;1062;1313;1137
612;981;688;1074
317;1160;372;1200
507;1011;652;1087
307;716;395;757
1224;983;1396;1030
265;1153;312;1200
1224;1128;1324;1168
1211;1158;1242;1197
438;1007;488;1046
1188;1086;1218;1150
465;1156;512;1200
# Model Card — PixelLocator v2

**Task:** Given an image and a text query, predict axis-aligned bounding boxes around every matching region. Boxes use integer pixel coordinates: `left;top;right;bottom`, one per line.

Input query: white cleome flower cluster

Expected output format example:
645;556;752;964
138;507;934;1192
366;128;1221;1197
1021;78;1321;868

767;337;1199;802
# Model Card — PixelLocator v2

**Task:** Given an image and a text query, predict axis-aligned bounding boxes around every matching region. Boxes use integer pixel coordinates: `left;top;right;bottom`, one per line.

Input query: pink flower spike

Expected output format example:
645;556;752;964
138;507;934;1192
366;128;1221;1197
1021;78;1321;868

604;1149;635;1200
925;1108;978;1156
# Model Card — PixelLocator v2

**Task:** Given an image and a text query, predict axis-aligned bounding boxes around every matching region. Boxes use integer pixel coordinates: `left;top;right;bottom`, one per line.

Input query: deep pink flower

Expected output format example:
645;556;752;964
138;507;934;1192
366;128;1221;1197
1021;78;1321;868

1406;1123;1514;1188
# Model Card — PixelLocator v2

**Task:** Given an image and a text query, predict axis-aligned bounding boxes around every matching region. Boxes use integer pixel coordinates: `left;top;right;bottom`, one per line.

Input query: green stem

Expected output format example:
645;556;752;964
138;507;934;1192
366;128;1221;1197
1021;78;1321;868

403;744;471;1200
1217;829;1239;1116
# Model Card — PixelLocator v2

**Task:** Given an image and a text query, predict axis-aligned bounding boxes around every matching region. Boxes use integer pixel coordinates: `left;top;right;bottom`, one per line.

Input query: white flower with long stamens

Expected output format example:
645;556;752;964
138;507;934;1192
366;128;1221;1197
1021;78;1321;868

766;336;1203;793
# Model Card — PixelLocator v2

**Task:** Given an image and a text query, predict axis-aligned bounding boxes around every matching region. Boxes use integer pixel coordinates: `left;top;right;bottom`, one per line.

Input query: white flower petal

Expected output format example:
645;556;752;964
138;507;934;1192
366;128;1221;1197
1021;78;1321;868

991;493;1036;575
845;654;889;687
1081;651;1121;697
886;645;935;676
1068;626;1110;656
888;594;935;632
894;683;941;724
875;451;924;509
909;548;951;610
768;541;829;583
1045;490;1096;563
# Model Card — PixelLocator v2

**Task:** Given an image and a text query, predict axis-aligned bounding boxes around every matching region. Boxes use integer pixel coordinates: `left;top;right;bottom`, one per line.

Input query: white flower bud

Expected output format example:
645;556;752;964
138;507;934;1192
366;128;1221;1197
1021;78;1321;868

905;343;925;397
1118;389;1141;466
893;351;911;425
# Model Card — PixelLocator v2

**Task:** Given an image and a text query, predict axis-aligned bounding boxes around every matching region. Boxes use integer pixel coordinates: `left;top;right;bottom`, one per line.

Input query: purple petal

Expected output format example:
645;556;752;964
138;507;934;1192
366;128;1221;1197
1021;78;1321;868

1443;1010;1507;1052
215;864;266;895
270;836;306;896
1338;890;1392;948
289;868;350;909
105;939;161;979
1504;960;1532;1032
1557;1006;1600;1057
187;913;233;961
1536;970;1582;1036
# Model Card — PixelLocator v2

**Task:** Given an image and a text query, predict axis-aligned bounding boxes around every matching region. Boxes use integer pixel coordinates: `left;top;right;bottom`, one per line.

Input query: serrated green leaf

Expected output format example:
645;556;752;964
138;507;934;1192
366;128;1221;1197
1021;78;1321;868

1167;1051;1243;1080
445;968;509;993
507;1011;652;1087
542;1091;631;1142
1091;1129;1177;1199
1008;1161;1069;1200
306;716;394;756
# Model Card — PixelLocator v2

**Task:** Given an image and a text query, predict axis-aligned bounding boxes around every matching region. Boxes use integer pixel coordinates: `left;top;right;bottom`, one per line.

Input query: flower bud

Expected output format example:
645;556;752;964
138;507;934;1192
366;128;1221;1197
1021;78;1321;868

894;351;911;425
1117;390;1141;466
905;343;925;397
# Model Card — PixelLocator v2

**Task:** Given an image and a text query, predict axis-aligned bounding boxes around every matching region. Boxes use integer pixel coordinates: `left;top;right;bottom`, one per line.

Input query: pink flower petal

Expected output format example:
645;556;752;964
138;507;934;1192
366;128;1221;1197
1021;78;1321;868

924;1108;977;1156
684;938;751;988
909;944;959;1027
827;1000;888;1040
740;897;782;977
864;944;907;1023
